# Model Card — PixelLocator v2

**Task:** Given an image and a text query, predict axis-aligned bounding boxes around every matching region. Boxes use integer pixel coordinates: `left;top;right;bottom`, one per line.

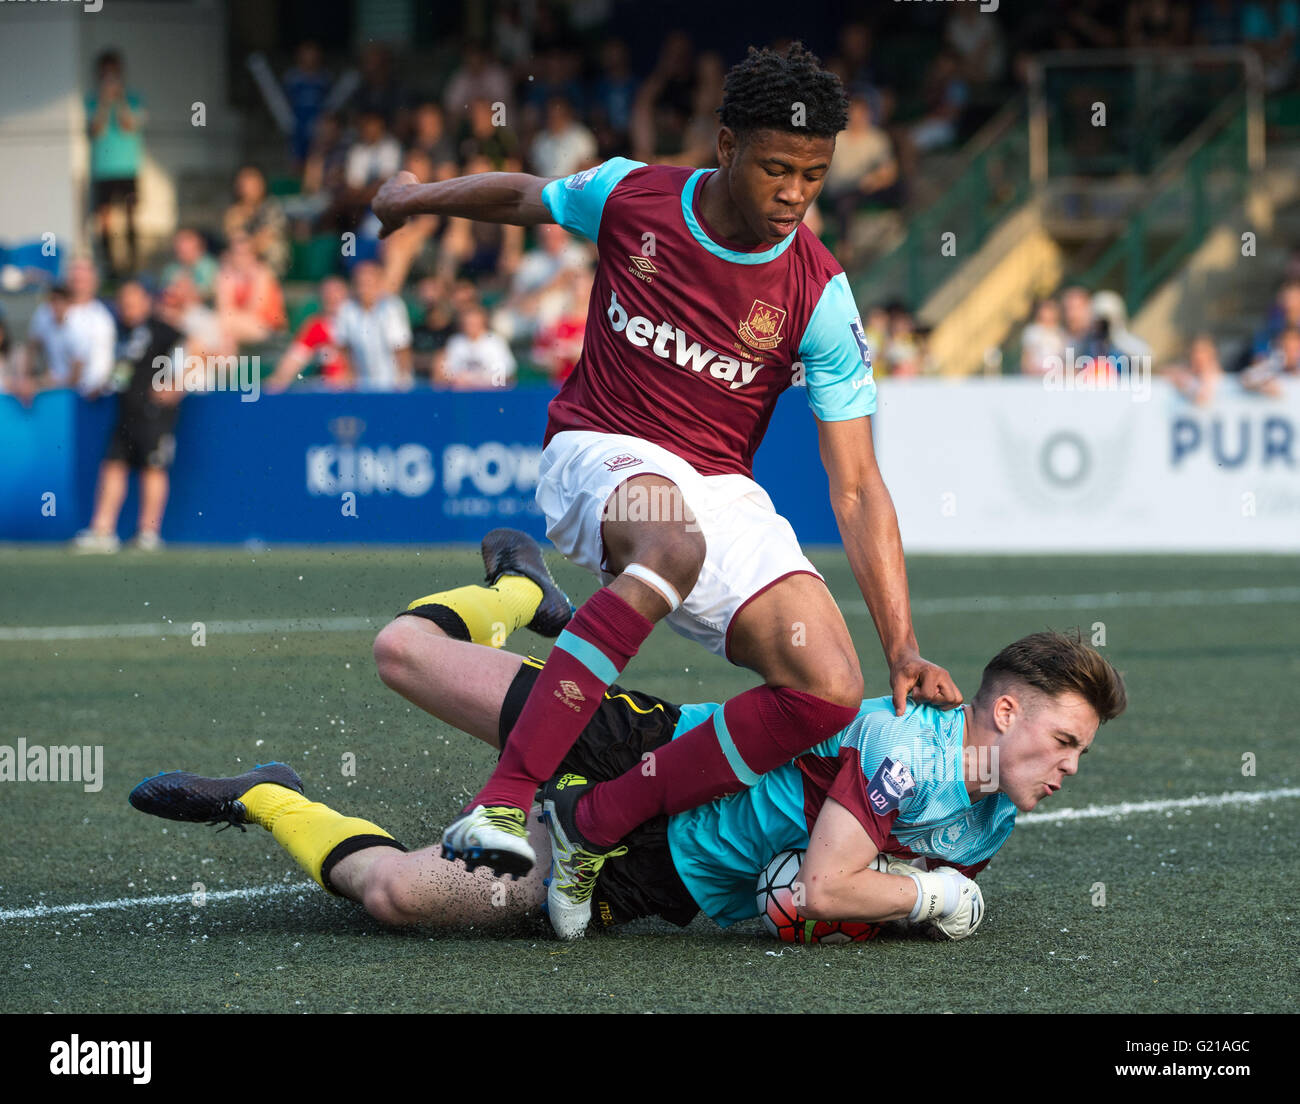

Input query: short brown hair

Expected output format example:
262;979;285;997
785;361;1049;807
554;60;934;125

974;629;1127;723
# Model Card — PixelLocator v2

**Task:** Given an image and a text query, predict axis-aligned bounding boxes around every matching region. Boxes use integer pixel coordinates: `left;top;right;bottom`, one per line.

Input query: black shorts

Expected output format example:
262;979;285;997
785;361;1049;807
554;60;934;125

499;659;701;930
105;404;178;470
92;176;137;209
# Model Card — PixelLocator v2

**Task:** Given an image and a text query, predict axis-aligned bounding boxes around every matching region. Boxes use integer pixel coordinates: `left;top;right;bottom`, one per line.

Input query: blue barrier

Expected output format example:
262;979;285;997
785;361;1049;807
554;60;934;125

0;387;842;545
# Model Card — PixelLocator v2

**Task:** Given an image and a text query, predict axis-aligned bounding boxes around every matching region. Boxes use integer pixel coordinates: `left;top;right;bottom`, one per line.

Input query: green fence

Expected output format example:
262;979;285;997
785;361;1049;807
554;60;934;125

850;100;1029;313
1077;94;1251;317
1042;57;1247;178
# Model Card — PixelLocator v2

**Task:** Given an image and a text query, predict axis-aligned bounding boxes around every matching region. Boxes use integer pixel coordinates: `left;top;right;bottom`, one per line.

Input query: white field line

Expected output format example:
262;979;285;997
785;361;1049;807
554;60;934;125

0;616;378;642
2;787;1296;924
1016;785;1300;824
877;585;1300;618
4;586;1299;642
0;881;316;922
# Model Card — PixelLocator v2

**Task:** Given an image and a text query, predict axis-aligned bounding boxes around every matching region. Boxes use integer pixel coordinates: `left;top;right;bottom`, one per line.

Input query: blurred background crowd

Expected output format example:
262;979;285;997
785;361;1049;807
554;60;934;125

2;0;1299;402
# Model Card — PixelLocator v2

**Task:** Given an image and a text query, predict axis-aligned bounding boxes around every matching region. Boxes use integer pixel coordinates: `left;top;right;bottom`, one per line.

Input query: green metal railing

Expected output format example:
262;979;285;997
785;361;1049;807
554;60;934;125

1077;92;1251;317
849;99;1030;312
1039;54;1249;178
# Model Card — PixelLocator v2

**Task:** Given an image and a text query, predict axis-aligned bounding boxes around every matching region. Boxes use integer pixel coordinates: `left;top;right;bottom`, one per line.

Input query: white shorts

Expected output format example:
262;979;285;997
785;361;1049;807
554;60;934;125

536;430;822;658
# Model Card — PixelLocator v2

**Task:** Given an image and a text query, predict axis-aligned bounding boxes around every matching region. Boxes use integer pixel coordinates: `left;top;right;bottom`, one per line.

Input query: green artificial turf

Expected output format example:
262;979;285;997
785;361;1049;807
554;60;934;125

1;546;1295;1013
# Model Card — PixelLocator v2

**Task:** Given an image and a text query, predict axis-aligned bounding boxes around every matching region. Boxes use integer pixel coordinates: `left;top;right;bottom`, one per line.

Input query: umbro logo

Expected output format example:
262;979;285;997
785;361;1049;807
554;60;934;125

627;255;657;283
555;680;586;711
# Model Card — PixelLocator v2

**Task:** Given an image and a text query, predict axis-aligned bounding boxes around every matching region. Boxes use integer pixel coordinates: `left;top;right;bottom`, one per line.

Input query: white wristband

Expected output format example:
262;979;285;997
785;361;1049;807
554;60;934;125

908;871;947;923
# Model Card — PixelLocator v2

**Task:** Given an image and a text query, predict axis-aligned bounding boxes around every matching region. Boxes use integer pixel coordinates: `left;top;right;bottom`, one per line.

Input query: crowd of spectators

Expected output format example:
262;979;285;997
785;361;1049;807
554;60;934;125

1235;269;1300;398
1012;263;1300;403
1020;285;1152;379
5;4;1300;406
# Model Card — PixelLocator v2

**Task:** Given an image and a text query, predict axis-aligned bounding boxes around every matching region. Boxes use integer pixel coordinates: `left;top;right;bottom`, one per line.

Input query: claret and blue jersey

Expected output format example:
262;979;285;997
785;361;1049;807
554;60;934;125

540;157;876;478
666;697;1019;928
539;158;965;928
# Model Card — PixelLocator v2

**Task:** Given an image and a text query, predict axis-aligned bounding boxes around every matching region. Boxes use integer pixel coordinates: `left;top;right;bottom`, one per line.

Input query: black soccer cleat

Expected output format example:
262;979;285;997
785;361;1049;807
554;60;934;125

480;527;574;637
128;762;304;833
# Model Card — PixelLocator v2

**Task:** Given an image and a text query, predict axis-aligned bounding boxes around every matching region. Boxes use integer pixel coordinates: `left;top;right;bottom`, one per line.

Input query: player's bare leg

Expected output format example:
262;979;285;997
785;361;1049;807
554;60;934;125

136;466;169;542
328;816;550;928
453;475;703;879
725;572;862;703
87;459;129;535
73;459;129;552
373;616;525;745
130;764;550;930
601;474;707;618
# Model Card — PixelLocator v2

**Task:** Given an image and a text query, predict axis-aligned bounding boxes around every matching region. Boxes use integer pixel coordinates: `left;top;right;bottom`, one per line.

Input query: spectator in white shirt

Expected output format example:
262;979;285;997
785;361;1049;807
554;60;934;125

24;259;117;396
1020;298;1067;376
529;96;598;179
1091;290;1151;362
341;110;402;228
438;304;515;391
334;261;412;390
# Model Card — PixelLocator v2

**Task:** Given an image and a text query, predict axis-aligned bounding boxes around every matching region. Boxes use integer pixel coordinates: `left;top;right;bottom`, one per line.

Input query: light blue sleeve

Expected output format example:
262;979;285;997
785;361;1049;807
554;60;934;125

798;272;876;421
541;157;644;243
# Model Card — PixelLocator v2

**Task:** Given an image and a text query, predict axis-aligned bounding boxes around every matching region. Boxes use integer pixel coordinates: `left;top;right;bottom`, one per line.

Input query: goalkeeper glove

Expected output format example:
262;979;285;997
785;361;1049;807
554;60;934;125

905;865;985;941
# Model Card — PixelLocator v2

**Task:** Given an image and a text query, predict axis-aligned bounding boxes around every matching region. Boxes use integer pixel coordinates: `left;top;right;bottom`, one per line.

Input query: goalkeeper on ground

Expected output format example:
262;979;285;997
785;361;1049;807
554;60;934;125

130;531;1127;942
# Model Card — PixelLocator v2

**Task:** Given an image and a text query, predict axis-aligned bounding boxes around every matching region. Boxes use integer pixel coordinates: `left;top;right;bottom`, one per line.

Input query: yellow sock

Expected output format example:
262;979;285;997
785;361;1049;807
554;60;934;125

405;576;543;647
240;783;402;893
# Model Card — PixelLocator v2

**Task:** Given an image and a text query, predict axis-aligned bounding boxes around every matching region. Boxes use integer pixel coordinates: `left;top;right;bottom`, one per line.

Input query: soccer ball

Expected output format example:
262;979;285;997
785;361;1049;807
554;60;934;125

755;849;880;945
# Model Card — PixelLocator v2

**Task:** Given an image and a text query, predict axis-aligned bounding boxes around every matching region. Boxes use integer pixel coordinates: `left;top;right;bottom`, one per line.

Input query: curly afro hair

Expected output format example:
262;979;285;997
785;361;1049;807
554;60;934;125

717;42;848;144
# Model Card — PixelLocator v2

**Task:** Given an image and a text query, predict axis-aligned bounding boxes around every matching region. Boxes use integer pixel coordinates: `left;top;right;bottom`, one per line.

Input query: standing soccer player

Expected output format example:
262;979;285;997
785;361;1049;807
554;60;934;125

373;43;961;937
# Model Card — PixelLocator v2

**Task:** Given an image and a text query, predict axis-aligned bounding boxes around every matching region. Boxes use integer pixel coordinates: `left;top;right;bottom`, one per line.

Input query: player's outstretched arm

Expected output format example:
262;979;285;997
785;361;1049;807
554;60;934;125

800;797;984;939
797;796;917;923
816;415;963;715
372;169;556;238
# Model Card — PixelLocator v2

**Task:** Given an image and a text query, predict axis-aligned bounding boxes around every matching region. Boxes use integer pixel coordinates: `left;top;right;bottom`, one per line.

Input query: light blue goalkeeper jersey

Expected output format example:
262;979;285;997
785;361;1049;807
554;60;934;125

666;697;1018;927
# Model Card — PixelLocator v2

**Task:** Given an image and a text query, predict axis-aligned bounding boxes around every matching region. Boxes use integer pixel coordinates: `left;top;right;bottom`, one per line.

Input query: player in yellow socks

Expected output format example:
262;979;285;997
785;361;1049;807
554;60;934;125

128;530;1122;941
128;528;575;923
129;758;553;926
129;761;407;892
393;528;574;874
